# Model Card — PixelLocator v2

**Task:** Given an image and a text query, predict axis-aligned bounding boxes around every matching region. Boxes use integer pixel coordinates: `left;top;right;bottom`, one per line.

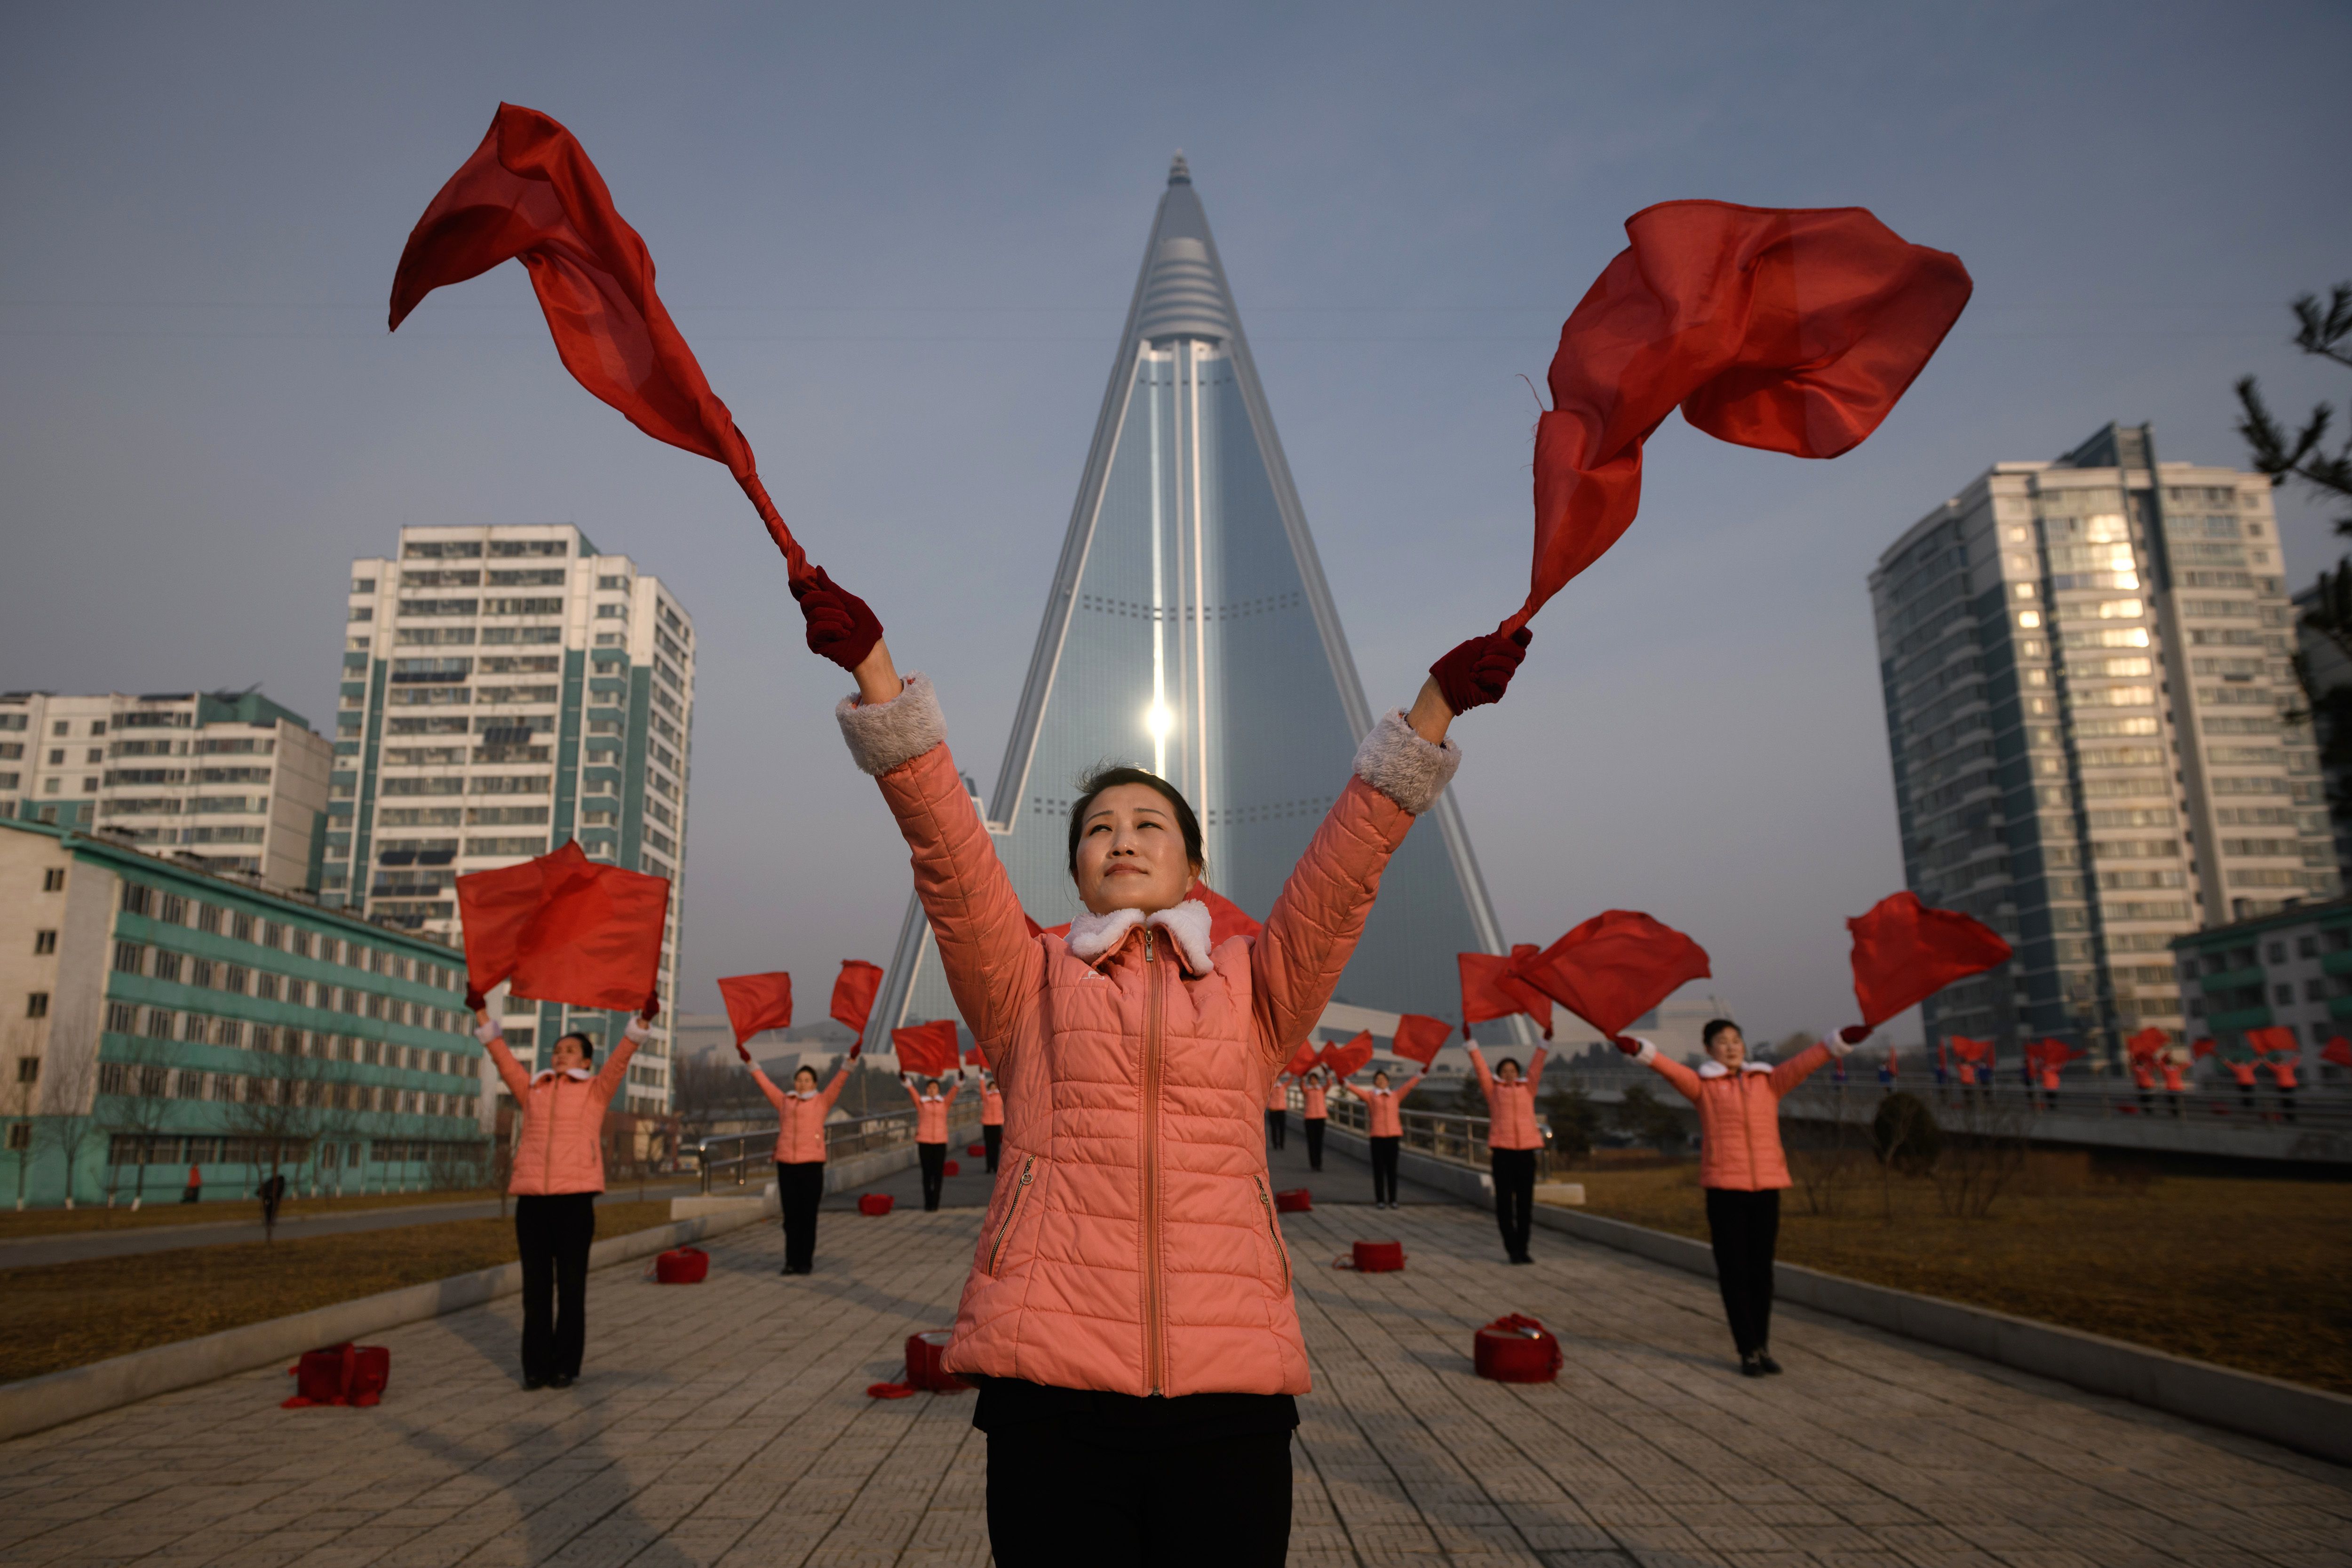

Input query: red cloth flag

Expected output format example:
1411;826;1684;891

892;1019;960;1077
1190;883;1263;947
963;1043;990;1069
1459;947;1555;1040
1846;892;2011;1030
456;840;668;1011
715;972;793;1048
2191;1037;2217;1059
2246;1025;2299;1058
1284;1041;1320;1078
2322;1037;2352;1068
1320;1031;1375;1079
1502;201;1971;635
1515;910;1711;1041
1390;1014;1453;1069
2124;1027;2170;1066
830;960;884;1039
389;104;812;583
1947;1036;1990;1064
2026;1039;2085;1073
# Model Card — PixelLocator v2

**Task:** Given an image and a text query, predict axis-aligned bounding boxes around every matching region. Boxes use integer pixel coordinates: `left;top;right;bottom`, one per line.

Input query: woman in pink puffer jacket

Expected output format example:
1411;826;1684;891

1469;1043;1548;1263
792;569;1527;1568
1622;1017;1853;1378
477;996;653;1390
742;1039;858;1275
1341;1066;1424;1209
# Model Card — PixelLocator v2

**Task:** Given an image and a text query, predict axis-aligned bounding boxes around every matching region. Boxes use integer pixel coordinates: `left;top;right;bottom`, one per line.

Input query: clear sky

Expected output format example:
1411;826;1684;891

4;2;2347;1043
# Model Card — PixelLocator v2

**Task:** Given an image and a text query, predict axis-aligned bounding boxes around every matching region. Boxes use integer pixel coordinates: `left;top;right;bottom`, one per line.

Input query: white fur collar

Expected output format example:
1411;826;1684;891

1065;900;1215;975
533;1068;594;1084
1698;1060;1772;1079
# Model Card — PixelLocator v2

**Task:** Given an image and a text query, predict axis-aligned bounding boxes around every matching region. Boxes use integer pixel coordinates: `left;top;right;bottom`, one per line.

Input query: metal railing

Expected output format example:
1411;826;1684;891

1319;1095;1563;1177
693;1104;983;1193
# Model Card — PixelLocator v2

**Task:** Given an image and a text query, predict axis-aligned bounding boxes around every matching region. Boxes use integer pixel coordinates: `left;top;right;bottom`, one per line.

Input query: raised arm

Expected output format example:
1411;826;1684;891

901;1074;922;1109
817;1061;851;1113
591;1015;648;1104
1771;1038;1841;1097
1338;1077;1373;1103
1467;1044;1497;1106
943;1072;963;1106
1624;1036;1703;1105
745;1063;788;1113
474;1011;531;1102
1394;1072;1427;1102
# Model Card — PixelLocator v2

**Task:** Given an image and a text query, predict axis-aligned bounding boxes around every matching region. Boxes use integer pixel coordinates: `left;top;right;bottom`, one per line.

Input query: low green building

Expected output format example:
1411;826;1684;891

0;817;489;1208
2170;894;2352;1083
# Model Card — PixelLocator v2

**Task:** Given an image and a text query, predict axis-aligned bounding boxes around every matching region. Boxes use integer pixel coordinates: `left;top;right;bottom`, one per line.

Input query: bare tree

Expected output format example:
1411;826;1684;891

33;1046;103;1210
106;1035;183;1210
2;1022;40;1211
223;1033;327;1238
669;1048;739;1148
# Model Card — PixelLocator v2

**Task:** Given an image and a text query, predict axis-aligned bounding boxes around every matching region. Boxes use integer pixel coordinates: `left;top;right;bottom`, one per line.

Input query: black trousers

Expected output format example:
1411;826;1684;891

919;1142;946;1211
1704;1187;1778;1357
1265;1109;1286;1149
983;1124;1002;1172
1491;1148;1535;1258
516;1192;597;1382
1303;1118;1325;1171
1369;1135;1400;1205
2277;1086;2297;1122
986;1425;1291;1567
777;1160;824;1271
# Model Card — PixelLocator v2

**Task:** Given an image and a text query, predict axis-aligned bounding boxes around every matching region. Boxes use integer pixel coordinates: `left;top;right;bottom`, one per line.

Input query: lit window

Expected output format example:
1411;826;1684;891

2017;611;2041;629
2097;599;2144;620
2014;582;2035;600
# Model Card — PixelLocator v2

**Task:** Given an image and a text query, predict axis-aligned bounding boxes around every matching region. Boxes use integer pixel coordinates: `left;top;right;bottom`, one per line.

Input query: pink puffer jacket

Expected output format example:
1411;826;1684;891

980;1085;1004;1126
1346;1075;1422;1137
907;1077;959;1143
836;674;1459;1399
1636;1039;1832;1191
1470;1045;1548;1151
751;1063;847;1164
1301;1082;1327;1119
487;1034;638;1195
1266;1078;1291;1112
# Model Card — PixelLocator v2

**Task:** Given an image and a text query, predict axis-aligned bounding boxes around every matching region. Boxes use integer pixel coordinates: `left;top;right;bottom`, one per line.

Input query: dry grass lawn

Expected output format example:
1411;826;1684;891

0;1201;673;1385
0;1186;512;1239
1571;1156;2352;1395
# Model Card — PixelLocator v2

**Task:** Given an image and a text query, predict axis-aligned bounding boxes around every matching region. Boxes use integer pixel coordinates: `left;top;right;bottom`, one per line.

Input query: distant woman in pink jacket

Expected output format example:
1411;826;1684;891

1299;1068;1330;1172
795;568;1524;1566
901;1069;964;1211
978;1071;1005;1172
1469;1043;1547;1263
1621;1017;1853;1377
476;996;653;1390
743;1040;858;1275
1343;1065;1424;1210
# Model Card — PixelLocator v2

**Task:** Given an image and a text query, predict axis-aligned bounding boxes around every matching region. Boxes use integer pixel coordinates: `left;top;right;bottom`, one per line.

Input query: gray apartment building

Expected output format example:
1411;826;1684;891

1870;422;2335;1063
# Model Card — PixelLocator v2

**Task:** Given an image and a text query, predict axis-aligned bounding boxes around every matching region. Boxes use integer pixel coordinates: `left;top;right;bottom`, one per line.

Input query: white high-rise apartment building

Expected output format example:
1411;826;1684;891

1871;423;2336;1062
325;525;693;1113
0;688;332;892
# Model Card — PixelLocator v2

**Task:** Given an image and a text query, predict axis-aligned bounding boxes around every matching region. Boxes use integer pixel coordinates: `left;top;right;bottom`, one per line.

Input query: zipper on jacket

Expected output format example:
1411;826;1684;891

1254;1176;1290;1290
988;1155;1037;1275
1142;928;1167;1396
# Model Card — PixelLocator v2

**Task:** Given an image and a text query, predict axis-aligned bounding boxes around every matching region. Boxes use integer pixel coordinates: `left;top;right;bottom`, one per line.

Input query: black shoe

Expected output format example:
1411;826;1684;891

522;1376;548;1391
1756;1351;1783;1375
1739;1353;1765;1378
548;1373;574;1389
1509;1252;1533;1265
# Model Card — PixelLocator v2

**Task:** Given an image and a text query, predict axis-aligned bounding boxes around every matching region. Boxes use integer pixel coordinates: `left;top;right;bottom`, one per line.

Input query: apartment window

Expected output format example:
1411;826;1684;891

105;1002;135;1034
2268;941;2286;963
15;1057;36;1085
42;868;64;891
33;931;56;955
198;903;222;935
2273;984;2293;1005
232;913;254;942
112;941;144;974
51;722;67;738
151;952;182;983
2306;979;2328;1003
89;721;106;736
24;994;48;1019
2298;935;2318;958
121;883;153;916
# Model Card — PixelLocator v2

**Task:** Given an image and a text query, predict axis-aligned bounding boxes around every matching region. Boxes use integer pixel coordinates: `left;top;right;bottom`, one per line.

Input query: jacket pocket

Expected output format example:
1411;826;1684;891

982;1154;1040;1278
1253;1176;1292;1293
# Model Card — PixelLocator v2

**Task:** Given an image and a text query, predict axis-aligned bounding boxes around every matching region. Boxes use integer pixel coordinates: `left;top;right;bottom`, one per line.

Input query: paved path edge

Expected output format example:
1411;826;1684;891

0;1205;775;1445
1526;1201;2352;1467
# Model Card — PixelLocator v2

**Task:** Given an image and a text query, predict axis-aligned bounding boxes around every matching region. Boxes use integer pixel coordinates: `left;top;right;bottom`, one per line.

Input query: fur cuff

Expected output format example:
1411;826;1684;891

1353;710;1462;814
1824;1031;1857;1059
1629;1036;1658;1065
836;672;946;776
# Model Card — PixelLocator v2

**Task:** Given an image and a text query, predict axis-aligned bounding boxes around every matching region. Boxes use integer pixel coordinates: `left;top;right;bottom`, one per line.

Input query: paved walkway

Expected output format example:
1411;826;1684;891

0;1186;700;1271
3;1198;2346;1567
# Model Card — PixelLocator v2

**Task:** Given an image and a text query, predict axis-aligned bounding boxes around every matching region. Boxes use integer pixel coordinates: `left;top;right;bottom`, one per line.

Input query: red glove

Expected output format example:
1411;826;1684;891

464;988;485;1011
1840;1025;1870;1045
1430;628;1532;715
791;565;885;672
849;1040;862;1061
640;993;660;1022
735;1042;750;1064
1612;1035;1641;1057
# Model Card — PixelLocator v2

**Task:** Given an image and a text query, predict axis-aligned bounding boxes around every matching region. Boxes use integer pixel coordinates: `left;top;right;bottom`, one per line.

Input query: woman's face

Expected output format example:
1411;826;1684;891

794;1067;818;1092
1495;1058;1521;1083
549;1035;589;1072
923;1079;939;1096
1373;1071;1391;1090
1706;1027;1747;1069
1073;783;1199;917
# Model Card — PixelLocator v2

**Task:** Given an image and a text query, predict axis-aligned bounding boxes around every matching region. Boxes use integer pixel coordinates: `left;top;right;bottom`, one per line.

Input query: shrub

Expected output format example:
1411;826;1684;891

1872;1091;1943;1177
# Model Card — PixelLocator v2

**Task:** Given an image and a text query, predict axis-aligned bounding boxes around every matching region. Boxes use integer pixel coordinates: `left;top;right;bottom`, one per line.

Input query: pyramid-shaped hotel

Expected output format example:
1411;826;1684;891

869;157;1524;1051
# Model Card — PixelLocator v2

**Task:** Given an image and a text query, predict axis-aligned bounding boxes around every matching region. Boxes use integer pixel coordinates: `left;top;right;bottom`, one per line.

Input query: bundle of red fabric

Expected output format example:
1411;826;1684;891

1846;891;2012;1031
1458;947;1555;1040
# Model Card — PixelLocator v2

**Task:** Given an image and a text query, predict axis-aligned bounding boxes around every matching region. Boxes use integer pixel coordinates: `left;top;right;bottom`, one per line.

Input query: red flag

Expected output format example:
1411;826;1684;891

1516;910;1711;1041
1188;883;1263;947
389;104;811;582
2246;1025;2299;1058
715;972;793;1048
456;840;668;1011
1502;201;1970;635
1846;892;2011;1031
2191;1037;2217;1059
1320;1031;1375;1078
1391;1014;1453;1069
830;960;884;1039
1284;1041;1320;1078
1947;1035;1990;1064
1459;947;1555;1040
2124;1027;2169;1066
892;1019;961;1077
963;1043;990;1069
2322;1037;2352;1068
2027;1039;2084;1073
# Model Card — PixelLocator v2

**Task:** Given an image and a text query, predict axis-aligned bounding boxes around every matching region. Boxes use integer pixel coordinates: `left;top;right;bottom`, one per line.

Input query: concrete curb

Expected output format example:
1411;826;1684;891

1525;1203;2352;1467
0;1204;774;1446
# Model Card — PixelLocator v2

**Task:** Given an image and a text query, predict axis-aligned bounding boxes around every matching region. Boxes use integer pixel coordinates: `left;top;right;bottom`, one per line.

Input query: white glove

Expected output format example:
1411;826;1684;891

475;1018;501;1045
1624;1035;1659;1065
623;1015;652;1045
1823;1027;1860;1059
